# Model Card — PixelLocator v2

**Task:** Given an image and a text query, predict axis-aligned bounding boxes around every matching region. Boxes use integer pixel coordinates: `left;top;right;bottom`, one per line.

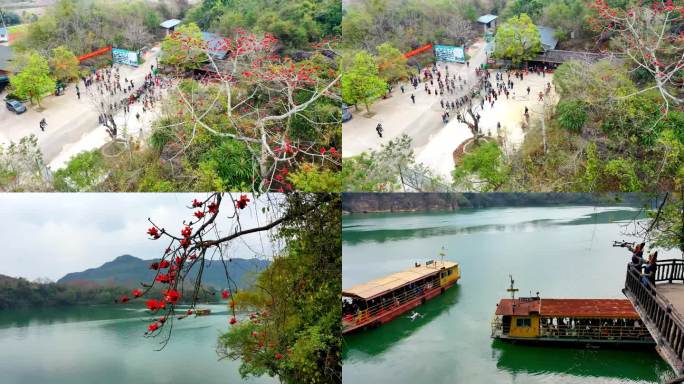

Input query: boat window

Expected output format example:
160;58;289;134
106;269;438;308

516;318;532;327
447;269;452;276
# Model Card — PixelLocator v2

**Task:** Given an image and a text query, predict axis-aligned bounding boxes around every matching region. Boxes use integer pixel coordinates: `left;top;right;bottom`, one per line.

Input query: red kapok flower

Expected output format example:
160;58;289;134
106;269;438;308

235;194;250;210
275;353;283;360
155;274;171;284
149;262;160;270
148;322;159;332
159;260;170;269
186;309;193;315
194;211;205;219
119;295;130;303
180;238;190;248
147;227;160;239
181;226;192;238
132;289;143;298
319;147;326;155
163;289;181;304
221;290;230;299
229;317;237;325
191;199;203;208
208;201;219;214
146;299;165;311
329;147;337;155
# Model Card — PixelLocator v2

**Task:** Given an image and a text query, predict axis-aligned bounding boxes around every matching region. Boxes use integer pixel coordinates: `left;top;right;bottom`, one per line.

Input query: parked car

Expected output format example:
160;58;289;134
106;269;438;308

5;98;26;114
342;103;352;123
0;75;8;93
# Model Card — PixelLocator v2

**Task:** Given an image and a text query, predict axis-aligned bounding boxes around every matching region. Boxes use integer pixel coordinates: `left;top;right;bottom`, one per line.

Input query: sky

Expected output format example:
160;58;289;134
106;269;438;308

0;193;284;281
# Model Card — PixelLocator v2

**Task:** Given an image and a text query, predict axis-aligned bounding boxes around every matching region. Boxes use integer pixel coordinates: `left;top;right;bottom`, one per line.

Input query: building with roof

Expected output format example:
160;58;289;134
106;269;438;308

160;19;181;35
536;25;558;52
0;27;8;43
477;14;498;34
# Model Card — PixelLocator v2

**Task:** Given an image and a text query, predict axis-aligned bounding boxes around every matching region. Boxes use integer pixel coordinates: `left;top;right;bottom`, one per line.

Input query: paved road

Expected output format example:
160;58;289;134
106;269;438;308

0;46;162;169
342;39;488;159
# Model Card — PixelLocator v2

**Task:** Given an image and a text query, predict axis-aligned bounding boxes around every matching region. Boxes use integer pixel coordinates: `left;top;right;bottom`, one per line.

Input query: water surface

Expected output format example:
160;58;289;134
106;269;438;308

0;304;276;384
343;206;675;384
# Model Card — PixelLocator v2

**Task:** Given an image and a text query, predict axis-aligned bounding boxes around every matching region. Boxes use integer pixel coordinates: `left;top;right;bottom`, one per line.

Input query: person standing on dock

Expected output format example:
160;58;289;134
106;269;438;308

628;242;646;268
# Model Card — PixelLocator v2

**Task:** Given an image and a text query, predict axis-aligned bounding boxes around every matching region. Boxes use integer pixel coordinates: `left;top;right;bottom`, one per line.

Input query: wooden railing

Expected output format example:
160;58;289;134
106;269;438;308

624;262;684;373
343;278;441;326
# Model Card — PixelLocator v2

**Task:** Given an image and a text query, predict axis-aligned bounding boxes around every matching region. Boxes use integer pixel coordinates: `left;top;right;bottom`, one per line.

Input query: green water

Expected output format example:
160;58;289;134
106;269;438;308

342;206;676;384
0;304;276;384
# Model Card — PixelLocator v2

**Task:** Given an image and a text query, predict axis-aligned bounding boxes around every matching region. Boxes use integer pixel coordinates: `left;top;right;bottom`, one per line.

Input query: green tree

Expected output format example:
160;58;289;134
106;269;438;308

9;52;55;107
375;43;408;85
452;141;510;191
53;150;107;192
493;13;541;65
288;164;342;192
218;194;341;384
49;46;79;83
341;51;387;113
160;22;208;72
0;135;52;192
502;0;545;20
556;99;587;133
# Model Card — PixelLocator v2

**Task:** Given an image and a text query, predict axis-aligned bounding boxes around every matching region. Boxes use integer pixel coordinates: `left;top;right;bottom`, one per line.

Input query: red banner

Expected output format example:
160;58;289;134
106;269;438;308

78;46;112;62
404;43;433;59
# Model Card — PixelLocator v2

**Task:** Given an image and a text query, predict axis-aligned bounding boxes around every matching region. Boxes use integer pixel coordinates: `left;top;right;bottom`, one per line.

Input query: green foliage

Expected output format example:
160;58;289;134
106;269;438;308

288;164;342;192
13;0;164;57
502;0;546;20
219;194;341;384
49;46;80;82
160;22;208;72
341;51;387;113
453;141;510;191
494;14;542;65
9;52;55;106
540;0;587;39
53;150;106;192
645;195;684;252
556;99;587;133
375;43;409;85
187;0;340;50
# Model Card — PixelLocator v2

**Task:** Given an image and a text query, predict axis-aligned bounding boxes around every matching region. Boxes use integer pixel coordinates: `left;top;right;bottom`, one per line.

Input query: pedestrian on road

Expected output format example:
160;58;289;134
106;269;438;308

76;90;81;100
376;123;383;138
410;94;415;104
136;112;141;121
526;86;530;96
400;85;405;94
39;118;47;132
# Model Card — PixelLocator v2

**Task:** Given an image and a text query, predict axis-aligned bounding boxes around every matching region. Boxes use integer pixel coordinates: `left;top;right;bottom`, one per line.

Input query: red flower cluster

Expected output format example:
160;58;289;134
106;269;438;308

159;260;170;269
119;295;130;303
146;299;166;311
192;199;203;208
275;353;283;360
194;210;205;219
221;290;231;299
155;274;171;284
229;317;237;325
147;227;160;239
147;322;159;332
132;289;143;298
181;226;192;238
208;201;219;214
235;194;250;210
163;289;181;304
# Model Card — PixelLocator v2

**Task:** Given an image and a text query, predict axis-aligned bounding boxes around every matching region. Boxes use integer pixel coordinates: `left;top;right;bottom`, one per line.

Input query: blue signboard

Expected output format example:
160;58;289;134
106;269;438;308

434;45;466;63
112;48;139;66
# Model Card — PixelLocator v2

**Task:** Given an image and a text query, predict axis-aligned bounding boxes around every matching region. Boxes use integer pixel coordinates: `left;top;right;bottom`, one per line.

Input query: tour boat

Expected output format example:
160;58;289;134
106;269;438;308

342;259;460;334
491;280;653;347
195;308;211;316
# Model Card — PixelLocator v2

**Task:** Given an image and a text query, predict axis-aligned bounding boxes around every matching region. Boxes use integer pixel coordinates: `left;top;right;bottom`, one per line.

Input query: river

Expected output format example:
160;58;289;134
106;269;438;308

342;206;676;384
0;304;276;384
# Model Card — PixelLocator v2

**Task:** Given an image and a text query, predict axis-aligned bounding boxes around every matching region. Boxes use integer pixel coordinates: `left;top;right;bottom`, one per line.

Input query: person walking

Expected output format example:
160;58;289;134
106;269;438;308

526;86;531;96
400;85;405;94
410;94;415;104
39;118;47;132
376;123;384;138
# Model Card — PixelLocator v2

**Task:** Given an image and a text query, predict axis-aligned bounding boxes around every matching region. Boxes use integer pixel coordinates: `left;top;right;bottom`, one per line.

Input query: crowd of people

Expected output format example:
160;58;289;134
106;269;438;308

82;64;171;137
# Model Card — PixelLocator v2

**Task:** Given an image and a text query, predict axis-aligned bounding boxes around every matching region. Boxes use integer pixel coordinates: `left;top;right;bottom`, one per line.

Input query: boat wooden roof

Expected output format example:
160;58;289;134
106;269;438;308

342;261;458;301
495;298;639;318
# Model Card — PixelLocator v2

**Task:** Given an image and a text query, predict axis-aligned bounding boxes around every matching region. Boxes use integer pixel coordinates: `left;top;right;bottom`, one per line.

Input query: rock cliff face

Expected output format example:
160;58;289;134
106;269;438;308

341;193;464;213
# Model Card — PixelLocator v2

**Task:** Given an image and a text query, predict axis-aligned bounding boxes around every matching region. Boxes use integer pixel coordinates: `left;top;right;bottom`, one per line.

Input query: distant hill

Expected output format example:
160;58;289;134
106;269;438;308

58;255;270;290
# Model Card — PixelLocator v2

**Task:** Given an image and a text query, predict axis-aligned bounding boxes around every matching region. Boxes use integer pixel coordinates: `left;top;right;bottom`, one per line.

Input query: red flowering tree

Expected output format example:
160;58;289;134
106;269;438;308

157;25;341;192
589;0;684;112
120;193;289;348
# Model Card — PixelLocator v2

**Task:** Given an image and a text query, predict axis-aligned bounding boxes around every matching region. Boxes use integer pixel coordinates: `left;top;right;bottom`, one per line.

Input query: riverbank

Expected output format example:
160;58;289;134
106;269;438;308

341;192;658;214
